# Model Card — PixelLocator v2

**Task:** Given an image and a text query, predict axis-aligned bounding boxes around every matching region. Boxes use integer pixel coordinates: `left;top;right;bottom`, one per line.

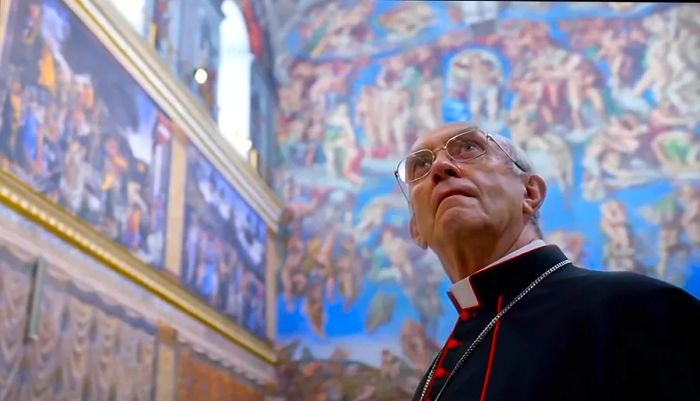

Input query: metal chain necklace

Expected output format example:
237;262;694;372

420;259;572;401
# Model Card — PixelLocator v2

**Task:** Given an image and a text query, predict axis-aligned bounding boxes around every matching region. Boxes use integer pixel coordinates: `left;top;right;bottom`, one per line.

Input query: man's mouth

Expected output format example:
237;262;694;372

434;188;476;212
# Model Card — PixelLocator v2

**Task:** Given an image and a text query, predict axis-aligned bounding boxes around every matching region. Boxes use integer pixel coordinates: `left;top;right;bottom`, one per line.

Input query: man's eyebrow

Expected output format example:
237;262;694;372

408;145;425;154
410;127;479;153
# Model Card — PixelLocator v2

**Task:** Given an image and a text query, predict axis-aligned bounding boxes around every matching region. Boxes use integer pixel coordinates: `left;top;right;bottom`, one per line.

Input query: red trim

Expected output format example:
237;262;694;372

422;317;461;400
447;338;463;350
447;291;460;311
479;295;504;401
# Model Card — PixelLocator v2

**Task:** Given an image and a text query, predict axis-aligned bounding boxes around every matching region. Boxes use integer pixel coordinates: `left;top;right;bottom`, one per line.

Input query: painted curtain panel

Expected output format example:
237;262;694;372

0;0;172;267
181;144;267;339
0;244;157;401
272;2;700;400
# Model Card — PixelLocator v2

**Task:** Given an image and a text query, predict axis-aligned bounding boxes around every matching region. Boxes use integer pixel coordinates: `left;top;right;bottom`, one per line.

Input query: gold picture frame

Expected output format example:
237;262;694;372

0;0;282;364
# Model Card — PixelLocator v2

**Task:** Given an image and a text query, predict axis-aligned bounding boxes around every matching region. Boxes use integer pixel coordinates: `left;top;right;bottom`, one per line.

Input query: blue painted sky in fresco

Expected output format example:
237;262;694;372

284;2;669;61
276;1;700;356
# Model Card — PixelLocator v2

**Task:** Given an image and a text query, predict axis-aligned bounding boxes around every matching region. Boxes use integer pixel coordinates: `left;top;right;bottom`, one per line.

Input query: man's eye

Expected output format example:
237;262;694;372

406;155;432;179
462;143;478;152
451;140;483;158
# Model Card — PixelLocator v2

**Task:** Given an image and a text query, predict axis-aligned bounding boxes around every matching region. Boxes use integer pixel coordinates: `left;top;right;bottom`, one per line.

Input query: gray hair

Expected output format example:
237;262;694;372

493;135;544;239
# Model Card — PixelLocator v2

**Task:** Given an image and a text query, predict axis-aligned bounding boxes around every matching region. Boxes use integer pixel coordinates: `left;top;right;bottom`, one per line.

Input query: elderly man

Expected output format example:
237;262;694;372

394;123;700;401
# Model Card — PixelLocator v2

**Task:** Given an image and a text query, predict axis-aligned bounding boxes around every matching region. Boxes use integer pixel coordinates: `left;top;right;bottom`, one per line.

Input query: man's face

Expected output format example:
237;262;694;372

408;123;527;250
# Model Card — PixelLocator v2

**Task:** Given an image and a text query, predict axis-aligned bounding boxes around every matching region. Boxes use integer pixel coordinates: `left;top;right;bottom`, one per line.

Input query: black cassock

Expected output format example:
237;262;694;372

412;245;700;401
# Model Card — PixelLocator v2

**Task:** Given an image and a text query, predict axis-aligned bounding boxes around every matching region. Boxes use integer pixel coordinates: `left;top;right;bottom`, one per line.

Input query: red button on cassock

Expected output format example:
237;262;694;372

434;367;448;378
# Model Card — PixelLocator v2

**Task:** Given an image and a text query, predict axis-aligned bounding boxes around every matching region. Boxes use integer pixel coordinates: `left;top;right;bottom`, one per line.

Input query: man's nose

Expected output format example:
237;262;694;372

431;150;461;183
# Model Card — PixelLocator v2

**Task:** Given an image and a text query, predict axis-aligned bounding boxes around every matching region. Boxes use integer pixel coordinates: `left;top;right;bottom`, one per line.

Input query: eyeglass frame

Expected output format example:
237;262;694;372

393;128;527;203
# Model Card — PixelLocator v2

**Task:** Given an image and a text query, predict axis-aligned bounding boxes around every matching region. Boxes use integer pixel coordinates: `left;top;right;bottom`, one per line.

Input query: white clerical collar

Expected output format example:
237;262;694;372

448;239;548;310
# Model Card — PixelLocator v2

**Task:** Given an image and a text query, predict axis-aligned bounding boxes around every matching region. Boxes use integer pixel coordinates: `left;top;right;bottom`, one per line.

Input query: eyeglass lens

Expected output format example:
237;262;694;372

398;130;487;183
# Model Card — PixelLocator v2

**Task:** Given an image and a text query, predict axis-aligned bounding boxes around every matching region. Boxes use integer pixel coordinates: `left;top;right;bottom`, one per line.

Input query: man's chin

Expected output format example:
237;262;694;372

436;202;482;222
436;209;487;238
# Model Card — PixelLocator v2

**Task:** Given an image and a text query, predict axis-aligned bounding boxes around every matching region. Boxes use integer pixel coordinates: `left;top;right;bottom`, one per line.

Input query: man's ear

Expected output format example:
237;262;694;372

523;174;547;218
410;216;427;249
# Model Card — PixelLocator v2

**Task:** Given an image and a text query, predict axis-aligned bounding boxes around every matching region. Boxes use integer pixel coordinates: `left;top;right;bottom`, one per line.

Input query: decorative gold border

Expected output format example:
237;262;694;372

164;129;187;279
0;0;11;62
0;169;277;363
68;0;283;231
266;228;279;341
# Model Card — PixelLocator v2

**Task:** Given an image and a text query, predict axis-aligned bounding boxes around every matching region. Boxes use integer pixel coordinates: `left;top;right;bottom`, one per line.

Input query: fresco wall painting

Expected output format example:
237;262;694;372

150;0;222;116
0;0;279;364
182;143;269;340
271;2;700;400
0;0;173;268
176;347;265;401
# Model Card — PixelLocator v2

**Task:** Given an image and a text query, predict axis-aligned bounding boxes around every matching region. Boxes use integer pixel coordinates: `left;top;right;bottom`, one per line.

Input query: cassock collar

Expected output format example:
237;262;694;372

447;241;569;310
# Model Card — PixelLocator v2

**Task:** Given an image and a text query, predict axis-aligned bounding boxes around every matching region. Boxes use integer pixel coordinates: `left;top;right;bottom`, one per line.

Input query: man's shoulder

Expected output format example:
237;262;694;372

567;265;678;291
562;265;699;311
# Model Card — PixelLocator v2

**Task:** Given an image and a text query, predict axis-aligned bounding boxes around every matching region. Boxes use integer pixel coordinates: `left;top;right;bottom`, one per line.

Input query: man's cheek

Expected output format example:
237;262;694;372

415;197;431;217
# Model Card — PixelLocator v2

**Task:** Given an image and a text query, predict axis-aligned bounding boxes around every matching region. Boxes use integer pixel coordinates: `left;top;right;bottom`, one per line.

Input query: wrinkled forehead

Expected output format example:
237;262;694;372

410;123;479;153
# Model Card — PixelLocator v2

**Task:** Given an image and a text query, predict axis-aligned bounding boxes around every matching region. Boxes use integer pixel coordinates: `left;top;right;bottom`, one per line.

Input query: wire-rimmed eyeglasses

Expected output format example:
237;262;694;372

393;128;526;202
